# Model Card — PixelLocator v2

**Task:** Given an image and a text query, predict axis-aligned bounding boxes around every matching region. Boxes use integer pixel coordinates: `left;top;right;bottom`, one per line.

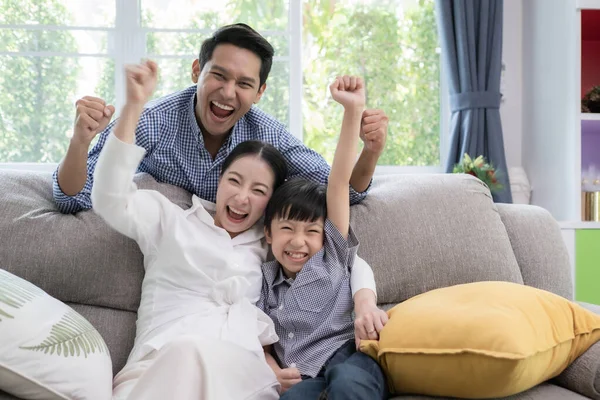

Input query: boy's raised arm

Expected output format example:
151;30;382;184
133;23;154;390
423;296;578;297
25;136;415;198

327;75;365;239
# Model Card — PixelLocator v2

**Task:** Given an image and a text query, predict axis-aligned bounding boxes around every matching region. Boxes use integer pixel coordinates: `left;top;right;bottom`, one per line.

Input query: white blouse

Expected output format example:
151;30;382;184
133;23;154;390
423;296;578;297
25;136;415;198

91;133;377;367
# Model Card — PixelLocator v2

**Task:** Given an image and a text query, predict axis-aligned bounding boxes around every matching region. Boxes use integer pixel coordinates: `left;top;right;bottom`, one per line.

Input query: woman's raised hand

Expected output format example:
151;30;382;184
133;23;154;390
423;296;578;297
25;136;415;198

125;60;158;106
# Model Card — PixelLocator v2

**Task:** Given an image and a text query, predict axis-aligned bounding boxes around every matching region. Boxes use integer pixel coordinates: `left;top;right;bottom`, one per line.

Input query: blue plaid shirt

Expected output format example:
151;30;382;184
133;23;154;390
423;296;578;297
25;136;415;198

53;86;369;214
258;220;358;378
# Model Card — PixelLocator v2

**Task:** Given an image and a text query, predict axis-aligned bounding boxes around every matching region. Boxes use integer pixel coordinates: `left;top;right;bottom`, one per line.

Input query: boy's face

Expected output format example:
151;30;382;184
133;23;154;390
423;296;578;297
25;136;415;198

265;217;325;279
192;43;266;140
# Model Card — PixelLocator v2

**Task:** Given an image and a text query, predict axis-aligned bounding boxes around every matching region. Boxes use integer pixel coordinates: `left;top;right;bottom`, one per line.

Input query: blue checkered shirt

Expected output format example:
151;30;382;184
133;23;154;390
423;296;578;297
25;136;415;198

53;86;369;214
258;219;358;378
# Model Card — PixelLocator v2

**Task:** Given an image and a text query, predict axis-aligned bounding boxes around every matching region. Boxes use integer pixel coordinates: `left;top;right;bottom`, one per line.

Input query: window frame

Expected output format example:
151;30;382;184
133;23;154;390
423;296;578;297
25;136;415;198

0;0;447;173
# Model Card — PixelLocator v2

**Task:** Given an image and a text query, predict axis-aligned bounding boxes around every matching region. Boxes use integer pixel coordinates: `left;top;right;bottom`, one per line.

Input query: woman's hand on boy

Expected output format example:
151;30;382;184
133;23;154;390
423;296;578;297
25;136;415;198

330;75;366;111
353;289;388;347
276;367;302;394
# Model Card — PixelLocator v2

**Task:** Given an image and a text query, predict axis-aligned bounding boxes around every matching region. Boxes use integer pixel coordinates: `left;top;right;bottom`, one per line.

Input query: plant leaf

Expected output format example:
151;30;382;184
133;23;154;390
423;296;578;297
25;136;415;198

20;309;108;358
0;269;44;322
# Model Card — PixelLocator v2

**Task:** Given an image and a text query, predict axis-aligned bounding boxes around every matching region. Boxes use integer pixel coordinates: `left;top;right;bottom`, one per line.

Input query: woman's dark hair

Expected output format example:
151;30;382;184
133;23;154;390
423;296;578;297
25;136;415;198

220;140;287;192
264;178;327;233
199;23;274;87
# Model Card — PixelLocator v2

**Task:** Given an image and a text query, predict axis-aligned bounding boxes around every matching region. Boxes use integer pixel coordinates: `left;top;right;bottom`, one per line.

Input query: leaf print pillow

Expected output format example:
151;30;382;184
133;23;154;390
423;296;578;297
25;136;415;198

0;269;112;400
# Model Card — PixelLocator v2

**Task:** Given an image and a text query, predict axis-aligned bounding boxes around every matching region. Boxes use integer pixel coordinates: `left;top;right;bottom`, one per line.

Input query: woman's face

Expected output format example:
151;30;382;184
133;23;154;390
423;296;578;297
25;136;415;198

214;155;276;237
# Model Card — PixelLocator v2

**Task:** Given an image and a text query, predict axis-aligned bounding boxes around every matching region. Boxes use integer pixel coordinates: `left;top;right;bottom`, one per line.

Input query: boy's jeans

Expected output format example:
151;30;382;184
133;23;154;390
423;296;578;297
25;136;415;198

280;340;388;400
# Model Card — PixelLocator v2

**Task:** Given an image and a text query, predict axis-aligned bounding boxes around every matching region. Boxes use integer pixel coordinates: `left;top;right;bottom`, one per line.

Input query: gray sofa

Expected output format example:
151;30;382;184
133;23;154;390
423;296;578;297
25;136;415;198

0;169;599;400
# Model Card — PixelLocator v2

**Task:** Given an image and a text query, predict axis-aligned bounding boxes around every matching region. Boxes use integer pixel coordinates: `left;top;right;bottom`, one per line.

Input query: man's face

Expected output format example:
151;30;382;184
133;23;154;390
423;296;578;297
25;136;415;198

192;43;266;139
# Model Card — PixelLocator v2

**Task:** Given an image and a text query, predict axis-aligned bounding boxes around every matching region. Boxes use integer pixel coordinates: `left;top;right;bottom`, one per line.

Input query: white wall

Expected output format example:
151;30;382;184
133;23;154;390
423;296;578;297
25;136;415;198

500;0;523;169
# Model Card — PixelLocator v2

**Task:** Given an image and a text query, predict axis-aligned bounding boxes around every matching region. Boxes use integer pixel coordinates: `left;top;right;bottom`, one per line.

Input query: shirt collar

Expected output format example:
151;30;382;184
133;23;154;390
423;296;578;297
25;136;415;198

262;260;291;288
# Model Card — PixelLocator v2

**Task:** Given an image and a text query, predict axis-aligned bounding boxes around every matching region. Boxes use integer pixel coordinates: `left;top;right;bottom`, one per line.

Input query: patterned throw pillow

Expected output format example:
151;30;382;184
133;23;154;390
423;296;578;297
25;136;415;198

0;269;112;400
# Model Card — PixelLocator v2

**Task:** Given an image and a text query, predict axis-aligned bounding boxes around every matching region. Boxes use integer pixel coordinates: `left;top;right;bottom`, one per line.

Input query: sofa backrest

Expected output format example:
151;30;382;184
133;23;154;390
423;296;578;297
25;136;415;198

2;169;563;314
350;174;525;306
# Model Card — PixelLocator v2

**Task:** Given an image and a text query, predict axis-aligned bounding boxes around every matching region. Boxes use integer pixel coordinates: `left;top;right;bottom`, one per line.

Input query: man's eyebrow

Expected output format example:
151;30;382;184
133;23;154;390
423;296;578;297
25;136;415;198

211;65;257;84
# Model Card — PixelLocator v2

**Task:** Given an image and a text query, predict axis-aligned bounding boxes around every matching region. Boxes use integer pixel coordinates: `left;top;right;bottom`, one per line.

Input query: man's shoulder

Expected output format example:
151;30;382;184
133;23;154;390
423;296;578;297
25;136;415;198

238;106;290;139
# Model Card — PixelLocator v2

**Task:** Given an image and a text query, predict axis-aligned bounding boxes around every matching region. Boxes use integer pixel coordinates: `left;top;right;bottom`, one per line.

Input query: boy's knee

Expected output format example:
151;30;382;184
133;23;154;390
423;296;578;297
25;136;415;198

326;363;385;399
327;363;364;390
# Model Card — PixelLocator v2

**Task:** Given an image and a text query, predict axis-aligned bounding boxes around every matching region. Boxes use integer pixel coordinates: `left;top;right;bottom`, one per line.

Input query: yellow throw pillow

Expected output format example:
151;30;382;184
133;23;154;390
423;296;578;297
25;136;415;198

360;281;600;399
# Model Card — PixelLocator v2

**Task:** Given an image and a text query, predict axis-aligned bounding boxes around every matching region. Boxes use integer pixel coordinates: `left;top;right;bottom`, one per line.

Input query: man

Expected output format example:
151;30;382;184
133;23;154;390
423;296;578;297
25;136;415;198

54;23;389;343
54;23;389;214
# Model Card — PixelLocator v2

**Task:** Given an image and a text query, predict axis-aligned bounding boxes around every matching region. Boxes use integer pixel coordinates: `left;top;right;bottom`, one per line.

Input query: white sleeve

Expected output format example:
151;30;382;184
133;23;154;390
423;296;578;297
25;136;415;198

91;133;167;255
350;254;378;299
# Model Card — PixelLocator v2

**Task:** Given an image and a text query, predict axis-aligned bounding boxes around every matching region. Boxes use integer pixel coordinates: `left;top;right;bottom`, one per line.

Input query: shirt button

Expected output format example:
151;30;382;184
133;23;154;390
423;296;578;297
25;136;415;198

288;332;294;339
290;363;296;368
279;305;284;310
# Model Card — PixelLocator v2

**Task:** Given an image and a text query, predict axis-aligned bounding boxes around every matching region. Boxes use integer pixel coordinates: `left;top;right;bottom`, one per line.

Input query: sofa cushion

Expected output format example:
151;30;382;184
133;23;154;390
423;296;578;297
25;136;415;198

360;281;600;399
0;170;192;312
496;203;573;299
0;269;112;400
553;302;600;400
350;174;524;304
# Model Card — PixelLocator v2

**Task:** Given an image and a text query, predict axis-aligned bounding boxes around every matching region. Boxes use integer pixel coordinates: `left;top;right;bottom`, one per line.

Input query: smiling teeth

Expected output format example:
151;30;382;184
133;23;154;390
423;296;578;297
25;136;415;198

285;251;306;259
229;206;247;215
212;101;234;111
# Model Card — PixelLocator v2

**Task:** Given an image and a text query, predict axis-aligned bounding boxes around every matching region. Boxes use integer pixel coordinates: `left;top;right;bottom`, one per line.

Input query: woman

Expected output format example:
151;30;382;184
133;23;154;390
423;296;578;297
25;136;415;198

92;61;286;400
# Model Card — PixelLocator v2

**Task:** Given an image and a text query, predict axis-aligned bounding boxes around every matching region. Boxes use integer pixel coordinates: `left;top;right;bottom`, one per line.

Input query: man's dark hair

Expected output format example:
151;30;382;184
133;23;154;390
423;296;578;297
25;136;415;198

264;178;327;234
199;23;274;87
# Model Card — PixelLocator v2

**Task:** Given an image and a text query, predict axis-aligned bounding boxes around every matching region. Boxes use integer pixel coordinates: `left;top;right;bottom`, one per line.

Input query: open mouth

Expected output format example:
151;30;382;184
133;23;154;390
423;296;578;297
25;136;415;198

210;100;235;120
226;206;248;223
284;251;308;263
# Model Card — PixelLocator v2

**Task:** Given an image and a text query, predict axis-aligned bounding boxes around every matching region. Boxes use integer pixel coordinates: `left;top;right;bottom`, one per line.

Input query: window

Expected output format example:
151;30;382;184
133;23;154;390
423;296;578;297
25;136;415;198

0;0;442;170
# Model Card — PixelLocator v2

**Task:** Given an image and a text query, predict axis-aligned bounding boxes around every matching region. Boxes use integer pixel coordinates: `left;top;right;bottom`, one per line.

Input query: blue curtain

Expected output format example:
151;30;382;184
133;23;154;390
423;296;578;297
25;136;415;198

435;0;512;203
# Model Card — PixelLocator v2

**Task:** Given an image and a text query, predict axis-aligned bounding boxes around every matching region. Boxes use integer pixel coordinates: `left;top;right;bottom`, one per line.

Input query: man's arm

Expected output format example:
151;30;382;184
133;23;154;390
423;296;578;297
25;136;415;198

53;96;115;214
349;109;389;193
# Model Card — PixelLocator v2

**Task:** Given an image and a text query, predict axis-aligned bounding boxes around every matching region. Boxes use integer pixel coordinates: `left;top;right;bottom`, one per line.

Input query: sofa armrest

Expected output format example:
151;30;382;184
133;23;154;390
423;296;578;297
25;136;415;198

553;302;600;400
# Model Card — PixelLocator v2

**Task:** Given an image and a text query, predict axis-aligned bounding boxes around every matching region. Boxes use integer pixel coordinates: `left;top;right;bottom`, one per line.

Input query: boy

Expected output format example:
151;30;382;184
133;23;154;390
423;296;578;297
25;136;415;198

258;75;388;400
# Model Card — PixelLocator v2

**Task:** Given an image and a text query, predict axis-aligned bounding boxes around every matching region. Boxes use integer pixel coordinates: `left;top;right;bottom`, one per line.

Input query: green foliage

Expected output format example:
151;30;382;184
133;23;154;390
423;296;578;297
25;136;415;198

0;0;439;166
21;309;108;357
302;0;439;165
0;0;79;162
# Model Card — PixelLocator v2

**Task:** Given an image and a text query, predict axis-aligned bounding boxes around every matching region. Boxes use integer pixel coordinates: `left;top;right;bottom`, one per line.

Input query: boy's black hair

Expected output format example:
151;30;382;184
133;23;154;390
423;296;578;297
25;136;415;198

199;23;274;87
264;178;327;233
220;140;288;193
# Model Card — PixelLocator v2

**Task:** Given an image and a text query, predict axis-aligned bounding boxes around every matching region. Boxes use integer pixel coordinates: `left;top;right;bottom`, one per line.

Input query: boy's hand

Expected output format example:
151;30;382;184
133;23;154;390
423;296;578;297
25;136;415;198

276;367;302;394
354;303;389;348
125;60;158;106
73;96;115;147
330;75;365;110
360;109;388;155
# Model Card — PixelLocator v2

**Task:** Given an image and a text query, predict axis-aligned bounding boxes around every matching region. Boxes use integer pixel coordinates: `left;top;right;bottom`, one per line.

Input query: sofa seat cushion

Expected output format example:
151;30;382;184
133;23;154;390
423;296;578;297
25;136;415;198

360;281;600;399
0;269;112;400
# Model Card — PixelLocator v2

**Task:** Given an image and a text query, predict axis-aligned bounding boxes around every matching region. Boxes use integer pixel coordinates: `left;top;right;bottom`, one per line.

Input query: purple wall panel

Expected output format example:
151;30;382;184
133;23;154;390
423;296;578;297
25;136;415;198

582;120;600;173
